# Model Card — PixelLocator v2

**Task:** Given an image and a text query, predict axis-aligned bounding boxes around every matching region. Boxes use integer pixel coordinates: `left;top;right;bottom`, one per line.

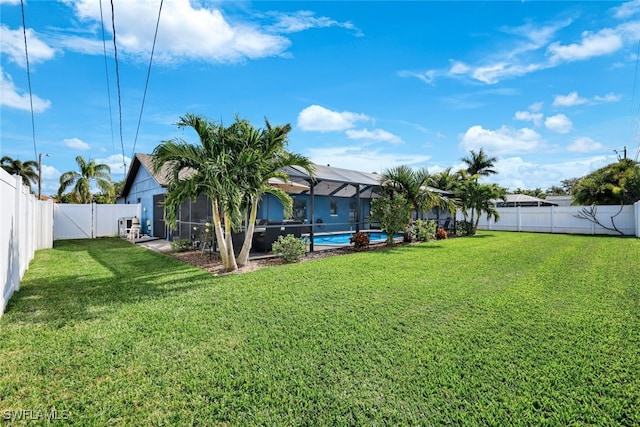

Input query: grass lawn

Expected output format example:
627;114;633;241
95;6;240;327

1;232;638;425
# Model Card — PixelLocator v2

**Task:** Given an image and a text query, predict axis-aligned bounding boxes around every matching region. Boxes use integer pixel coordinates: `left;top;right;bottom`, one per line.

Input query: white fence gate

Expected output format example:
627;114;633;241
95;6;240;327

469;203;640;236
54;203;141;240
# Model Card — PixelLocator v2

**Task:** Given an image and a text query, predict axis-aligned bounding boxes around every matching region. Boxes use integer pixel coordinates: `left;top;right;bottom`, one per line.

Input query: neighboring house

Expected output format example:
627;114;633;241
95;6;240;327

118;154;386;239
496;194;558;207
545;195;573;206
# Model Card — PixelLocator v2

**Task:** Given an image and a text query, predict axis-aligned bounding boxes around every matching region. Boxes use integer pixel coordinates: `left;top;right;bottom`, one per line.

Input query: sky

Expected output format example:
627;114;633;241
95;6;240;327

2;0;640;197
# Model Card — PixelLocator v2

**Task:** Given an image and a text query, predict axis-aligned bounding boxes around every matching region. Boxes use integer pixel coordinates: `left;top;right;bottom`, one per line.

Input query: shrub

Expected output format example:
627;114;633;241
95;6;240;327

370;194;412;246
436;227;448;240
414;219;437;242
271;234;307;263
349;231;370;251
456;220;474;236
170;238;193;252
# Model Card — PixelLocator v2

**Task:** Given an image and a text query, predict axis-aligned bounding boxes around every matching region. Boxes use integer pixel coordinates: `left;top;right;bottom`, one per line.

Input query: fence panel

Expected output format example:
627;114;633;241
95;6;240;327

475;205;636;236
54;203;141;240
1;169;53;316
94;204;141;237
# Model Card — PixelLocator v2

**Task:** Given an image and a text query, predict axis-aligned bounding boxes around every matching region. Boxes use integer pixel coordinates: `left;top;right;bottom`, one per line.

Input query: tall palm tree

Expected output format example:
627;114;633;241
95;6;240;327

455;170;505;234
57;156;113;203
235;119;315;266
152;113;313;272
1;155;39;192
461;148;498;177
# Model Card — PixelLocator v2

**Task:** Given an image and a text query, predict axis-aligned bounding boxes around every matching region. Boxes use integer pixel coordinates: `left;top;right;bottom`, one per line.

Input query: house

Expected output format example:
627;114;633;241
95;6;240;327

118;154;385;240
496;194;558;207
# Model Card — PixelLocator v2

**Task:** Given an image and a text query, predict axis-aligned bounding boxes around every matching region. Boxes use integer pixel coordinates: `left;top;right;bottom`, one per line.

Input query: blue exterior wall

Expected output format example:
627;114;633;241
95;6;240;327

257;194;373;232
118;166;165;235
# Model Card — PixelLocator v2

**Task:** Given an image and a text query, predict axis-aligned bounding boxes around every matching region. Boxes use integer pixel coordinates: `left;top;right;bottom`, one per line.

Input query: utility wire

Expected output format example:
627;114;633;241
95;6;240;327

109;0;127;173
131;0;163;161
99;0;115;152
20;0;37;160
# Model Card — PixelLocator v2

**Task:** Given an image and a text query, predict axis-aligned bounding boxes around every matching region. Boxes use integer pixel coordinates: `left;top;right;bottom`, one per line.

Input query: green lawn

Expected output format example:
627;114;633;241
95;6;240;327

1;233;638;425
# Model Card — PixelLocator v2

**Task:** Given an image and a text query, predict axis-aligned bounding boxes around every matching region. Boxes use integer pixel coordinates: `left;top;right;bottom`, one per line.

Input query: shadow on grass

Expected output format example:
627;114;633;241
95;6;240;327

4;238;215;326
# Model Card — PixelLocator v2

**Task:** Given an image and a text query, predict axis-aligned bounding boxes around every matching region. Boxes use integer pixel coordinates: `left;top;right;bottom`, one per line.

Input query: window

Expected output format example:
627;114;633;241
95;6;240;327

330;200;337;216
293;199;307;221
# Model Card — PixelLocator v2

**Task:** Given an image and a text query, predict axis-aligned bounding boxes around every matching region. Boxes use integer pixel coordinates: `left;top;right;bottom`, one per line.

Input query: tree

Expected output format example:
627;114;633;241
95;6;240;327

431;167;459;193
461;148;497;177
1;155;38;192
152;114;313;272
513;187;545;198
455;170;505;234
572;159;640;205
370;193;412;245
57;156;113;204
381;165;455;220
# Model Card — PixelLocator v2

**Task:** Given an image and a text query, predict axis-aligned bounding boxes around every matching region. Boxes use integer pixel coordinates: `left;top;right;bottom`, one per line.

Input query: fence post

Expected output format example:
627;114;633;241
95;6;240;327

517;206;522;232
550;206;555;233
635;201;640;238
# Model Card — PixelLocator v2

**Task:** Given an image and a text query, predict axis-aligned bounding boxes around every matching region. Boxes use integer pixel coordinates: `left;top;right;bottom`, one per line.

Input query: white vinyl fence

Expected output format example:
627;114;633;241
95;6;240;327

54;203;141;240
1;170;54;316
469;203;640;237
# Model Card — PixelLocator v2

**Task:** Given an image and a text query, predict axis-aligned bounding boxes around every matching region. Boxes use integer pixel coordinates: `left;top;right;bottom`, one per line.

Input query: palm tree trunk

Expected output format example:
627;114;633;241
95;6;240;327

237;196;258;267
212;199;231;271
224;212;238;272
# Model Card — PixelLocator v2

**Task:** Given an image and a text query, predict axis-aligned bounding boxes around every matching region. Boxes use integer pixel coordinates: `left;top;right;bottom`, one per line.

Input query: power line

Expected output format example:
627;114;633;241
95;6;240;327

109;0;127;173
131;0;163;160
99;0;115;152
20;0;37;160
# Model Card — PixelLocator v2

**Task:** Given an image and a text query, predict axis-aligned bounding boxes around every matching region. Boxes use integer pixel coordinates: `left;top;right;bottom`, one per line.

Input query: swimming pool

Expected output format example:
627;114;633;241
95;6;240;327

310;231;402;245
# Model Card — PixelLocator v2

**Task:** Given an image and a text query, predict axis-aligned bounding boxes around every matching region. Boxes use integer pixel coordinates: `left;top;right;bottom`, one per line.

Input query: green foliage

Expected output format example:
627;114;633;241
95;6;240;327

170;238;193;252
349;231;370;250
370;194;412;245
2;235;639;425
57;156;113;204
455;220;474;236
414;219;437;242
0;155;38;192
271;234;307;263
572;159;640;205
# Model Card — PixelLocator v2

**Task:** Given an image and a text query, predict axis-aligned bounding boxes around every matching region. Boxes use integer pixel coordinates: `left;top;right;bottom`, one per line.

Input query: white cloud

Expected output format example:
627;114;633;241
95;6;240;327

545;114;573;133
529;102;544;112
297;105;369;132
63;138;90;150
306;145;430;173
494;155;613;191
0;68;51;112
0;0;20;4
613;0;640;19
514;111;543;126
553;92;588;107
567;137;606;153
594;93;622;103
96;154;131;174
345;128;402;144
66;0;291;64
267;11;362;36
547;29;623;63
397;69;436;85
0;25;56;67
460;125;545;155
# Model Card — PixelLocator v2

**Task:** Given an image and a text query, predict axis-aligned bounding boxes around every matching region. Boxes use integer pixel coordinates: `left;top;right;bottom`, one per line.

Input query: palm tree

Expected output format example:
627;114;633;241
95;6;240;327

1;155;39;192
381;165;455;220
57;156;113;203
455;170;505;234
234;119;315;266
461;148;498;177
152;114;313;272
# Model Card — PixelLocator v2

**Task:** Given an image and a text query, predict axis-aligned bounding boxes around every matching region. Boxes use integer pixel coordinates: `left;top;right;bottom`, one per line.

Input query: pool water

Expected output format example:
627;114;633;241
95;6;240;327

311;231;402;245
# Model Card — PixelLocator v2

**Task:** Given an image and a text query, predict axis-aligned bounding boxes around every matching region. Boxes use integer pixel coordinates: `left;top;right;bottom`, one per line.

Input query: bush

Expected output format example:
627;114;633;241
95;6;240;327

170;238;193;252
414;219;437;242
271;234;307;263
436;227;448;240
349;231;370;251
370;194;412;246
456;220;474;236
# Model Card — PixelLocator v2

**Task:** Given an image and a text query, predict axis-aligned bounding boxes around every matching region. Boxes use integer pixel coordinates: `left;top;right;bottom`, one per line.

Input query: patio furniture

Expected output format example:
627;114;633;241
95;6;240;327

252;221;283;252
128;217;141;240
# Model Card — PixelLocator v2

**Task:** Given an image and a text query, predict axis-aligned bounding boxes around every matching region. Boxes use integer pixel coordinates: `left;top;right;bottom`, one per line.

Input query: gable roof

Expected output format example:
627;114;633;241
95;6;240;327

121;153;194;198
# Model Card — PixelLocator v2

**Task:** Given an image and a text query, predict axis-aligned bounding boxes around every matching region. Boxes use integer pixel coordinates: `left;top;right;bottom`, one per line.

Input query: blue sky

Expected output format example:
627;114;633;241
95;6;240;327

2;0;640;196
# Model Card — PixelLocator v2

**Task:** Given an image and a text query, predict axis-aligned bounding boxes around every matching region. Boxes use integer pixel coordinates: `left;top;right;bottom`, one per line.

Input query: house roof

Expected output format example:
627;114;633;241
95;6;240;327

121;153;446;200
497;194;558;206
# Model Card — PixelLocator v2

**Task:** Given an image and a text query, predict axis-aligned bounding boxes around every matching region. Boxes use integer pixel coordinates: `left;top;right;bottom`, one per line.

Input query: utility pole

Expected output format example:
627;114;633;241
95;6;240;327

38;153;49;200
